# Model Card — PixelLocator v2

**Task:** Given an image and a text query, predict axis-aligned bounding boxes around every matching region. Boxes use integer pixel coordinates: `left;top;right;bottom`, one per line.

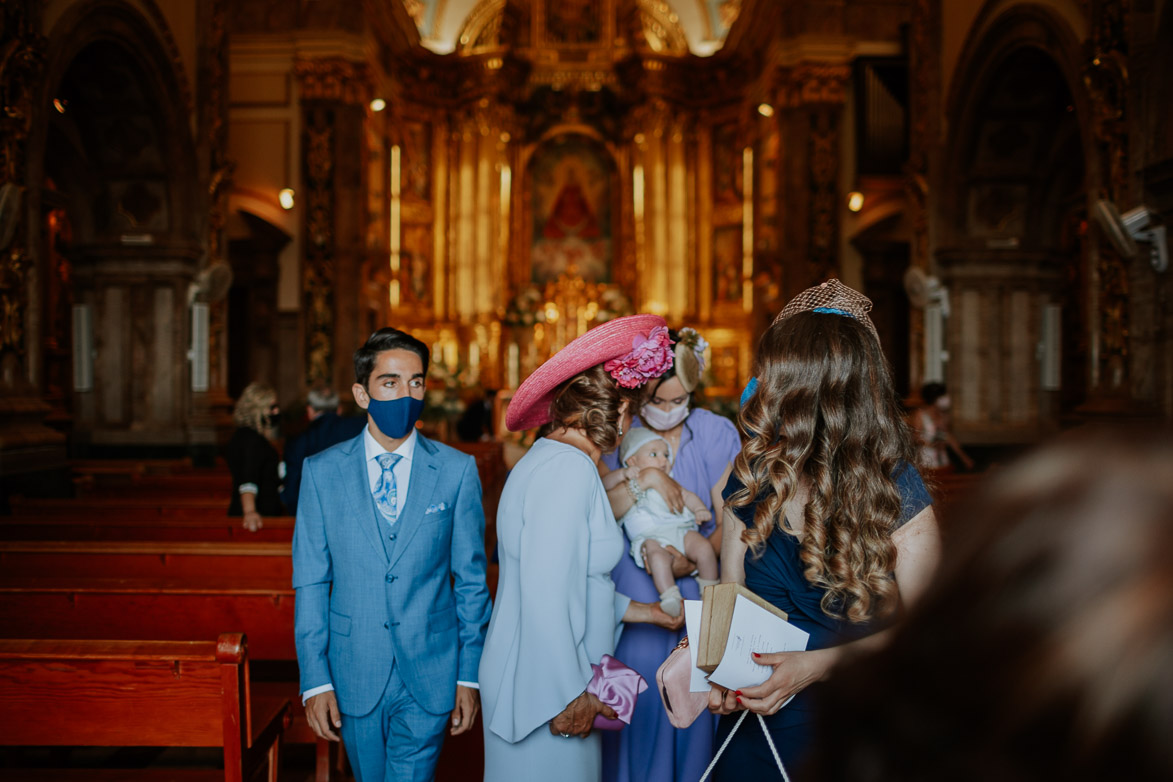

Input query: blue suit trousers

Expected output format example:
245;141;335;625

340;659;449;782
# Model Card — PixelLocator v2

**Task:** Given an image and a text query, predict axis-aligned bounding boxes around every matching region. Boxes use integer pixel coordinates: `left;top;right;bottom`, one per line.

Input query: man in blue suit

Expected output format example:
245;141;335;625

293;327;492;782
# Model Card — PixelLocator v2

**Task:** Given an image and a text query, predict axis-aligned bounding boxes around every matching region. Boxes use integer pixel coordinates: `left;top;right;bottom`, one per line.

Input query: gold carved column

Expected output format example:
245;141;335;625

907;0;941;394
775;63;850;303
295;58;372;389
1083;0;1132;396
188;0;234;460
0;0;67;486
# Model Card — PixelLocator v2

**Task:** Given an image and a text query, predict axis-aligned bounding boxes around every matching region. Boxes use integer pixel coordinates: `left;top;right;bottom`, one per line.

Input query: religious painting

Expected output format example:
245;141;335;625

403;121;431;202
402;223;433;306
528;134;613;285
713;226;742;302
712;122;743;204
545;0;602;44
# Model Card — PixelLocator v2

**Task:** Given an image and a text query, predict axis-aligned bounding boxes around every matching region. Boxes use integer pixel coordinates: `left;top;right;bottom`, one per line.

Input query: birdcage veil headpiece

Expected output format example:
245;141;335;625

773;278;880;343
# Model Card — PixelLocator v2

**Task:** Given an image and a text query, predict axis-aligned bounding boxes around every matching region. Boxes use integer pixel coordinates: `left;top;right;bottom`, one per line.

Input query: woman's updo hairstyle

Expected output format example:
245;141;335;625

544;364;646;452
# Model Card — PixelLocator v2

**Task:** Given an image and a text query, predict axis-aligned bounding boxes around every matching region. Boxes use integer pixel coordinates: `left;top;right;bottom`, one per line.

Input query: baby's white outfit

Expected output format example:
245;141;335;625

620;488;697;567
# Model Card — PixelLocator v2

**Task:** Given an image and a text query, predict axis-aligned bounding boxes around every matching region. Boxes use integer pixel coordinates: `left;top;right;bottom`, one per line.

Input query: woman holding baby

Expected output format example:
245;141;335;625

479;315;685;782
600;327;742;782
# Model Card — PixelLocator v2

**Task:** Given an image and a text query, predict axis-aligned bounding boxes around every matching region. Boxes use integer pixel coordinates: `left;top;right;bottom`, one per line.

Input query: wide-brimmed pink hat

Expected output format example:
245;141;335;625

506;314;671;432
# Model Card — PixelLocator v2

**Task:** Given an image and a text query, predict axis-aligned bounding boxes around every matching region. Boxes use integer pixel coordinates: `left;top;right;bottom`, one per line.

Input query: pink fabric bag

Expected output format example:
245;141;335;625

655;636;710;728
587;654;648;730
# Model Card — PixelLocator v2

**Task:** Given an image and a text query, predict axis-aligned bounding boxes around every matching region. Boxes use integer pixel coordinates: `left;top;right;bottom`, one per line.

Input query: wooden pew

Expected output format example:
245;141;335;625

0;514;295;542
0;633;289;782
0;573;338;780
0;575;296;660
0;540;292;580
11;496;233;517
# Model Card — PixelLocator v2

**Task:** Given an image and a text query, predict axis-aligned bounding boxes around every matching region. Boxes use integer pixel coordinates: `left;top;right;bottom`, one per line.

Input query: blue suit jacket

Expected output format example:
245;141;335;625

292;431;491;717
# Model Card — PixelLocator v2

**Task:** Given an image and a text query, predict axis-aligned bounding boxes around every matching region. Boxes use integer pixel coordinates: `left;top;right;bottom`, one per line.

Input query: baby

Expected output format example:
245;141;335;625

604;428;719;617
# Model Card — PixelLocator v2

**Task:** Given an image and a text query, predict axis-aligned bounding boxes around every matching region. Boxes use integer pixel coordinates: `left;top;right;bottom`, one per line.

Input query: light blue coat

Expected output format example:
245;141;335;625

293;431;491;717
480;438;629;774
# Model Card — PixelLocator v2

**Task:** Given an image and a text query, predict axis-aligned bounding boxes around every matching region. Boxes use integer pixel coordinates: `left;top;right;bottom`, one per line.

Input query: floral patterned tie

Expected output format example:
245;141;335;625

373;452;403;523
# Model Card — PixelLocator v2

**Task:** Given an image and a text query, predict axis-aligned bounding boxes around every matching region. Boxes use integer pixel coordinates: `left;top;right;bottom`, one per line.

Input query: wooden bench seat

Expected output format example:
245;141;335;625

0;575;296;660
0;634;289;782
11;497;237;517
0;514;295;542
0;540;292;580
0;574;340;779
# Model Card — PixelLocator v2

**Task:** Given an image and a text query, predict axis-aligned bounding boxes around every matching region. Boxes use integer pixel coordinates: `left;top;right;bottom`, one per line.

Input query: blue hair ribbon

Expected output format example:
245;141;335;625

811;306;855;318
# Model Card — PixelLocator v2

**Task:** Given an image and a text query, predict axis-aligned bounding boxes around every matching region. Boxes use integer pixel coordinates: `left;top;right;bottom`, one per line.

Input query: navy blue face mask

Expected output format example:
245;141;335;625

739;377;759;408
366;395;424;439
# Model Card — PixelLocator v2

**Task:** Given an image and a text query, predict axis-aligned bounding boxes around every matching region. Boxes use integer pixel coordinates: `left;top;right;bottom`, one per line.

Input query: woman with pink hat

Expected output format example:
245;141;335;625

479;315;685;782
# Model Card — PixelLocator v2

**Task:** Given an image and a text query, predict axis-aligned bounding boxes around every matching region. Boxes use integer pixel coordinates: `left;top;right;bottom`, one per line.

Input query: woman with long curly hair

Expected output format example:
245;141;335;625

706;280;941;779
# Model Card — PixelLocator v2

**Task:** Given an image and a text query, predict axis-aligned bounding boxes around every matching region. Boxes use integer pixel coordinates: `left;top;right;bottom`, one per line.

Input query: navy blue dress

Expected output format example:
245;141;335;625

712;462;931;780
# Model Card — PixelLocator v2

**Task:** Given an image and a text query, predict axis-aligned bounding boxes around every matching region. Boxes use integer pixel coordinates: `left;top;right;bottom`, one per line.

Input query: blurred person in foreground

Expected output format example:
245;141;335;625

809;425;1173;782
281;384;365;515
226;381;285;531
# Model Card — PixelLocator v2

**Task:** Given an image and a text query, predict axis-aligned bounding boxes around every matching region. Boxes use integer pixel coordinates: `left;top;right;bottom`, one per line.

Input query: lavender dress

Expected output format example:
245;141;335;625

601;408;741;782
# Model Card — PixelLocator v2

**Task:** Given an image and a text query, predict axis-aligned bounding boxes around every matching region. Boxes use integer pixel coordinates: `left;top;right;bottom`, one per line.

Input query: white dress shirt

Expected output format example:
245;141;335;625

302;425;477;703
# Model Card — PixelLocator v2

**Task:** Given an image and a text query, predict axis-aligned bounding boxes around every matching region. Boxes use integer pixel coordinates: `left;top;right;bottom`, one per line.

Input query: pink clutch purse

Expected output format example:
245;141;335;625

655;636;710;728
587;654;648;730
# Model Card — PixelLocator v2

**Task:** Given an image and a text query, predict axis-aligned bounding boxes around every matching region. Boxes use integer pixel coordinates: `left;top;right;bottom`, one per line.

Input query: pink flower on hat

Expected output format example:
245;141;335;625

604;325;674;388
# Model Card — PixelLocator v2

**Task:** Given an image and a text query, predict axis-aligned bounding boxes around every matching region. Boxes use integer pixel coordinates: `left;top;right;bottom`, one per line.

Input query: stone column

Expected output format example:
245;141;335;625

188;0;234;464
774;63;850;303
0;1;67;500
907;0;942;395
295;58;371;390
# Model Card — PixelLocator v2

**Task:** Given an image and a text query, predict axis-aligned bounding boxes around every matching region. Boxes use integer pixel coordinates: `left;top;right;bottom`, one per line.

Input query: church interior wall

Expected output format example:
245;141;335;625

2;0;1170;473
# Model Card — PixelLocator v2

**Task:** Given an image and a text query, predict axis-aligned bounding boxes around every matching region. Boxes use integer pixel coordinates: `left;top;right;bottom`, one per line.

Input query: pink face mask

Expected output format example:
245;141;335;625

641;402;690;431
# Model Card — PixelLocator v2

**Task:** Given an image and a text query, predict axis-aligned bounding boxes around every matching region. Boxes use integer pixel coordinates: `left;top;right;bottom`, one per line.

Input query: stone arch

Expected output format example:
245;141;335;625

27;0;202;452
937;3;1093;440
32;0;198;243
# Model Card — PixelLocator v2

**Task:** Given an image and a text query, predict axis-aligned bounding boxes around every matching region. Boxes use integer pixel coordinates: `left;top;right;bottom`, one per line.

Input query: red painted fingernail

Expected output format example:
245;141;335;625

736;696;742;705
752;652;760;658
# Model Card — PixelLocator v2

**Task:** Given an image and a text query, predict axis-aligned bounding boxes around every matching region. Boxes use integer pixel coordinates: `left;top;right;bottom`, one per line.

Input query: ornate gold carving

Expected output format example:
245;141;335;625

637;0;688;55
778;63;850;107
295;58;373;106
457;0;505;51
904;0;940;390
1085;0;1131;389
304;108;335;386
808;109;838;270
0;3;47;357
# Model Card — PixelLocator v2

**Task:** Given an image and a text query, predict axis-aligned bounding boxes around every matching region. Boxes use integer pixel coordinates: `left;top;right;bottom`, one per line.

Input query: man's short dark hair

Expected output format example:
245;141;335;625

354;328;430;388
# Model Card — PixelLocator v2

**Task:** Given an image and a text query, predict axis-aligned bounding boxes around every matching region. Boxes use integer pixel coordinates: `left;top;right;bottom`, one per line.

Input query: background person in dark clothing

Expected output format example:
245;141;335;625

281;384;366;514
226;381;285;530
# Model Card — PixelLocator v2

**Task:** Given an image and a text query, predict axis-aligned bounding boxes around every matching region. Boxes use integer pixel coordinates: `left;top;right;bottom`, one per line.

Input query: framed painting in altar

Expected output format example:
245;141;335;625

526;133;615;286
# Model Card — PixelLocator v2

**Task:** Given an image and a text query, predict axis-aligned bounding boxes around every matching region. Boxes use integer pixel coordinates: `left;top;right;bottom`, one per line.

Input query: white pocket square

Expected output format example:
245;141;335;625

425;502;449;514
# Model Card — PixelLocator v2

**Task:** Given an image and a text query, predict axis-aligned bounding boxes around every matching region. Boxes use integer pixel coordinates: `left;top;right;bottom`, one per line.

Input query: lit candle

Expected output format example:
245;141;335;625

445;340;458;372
507;342;520;389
